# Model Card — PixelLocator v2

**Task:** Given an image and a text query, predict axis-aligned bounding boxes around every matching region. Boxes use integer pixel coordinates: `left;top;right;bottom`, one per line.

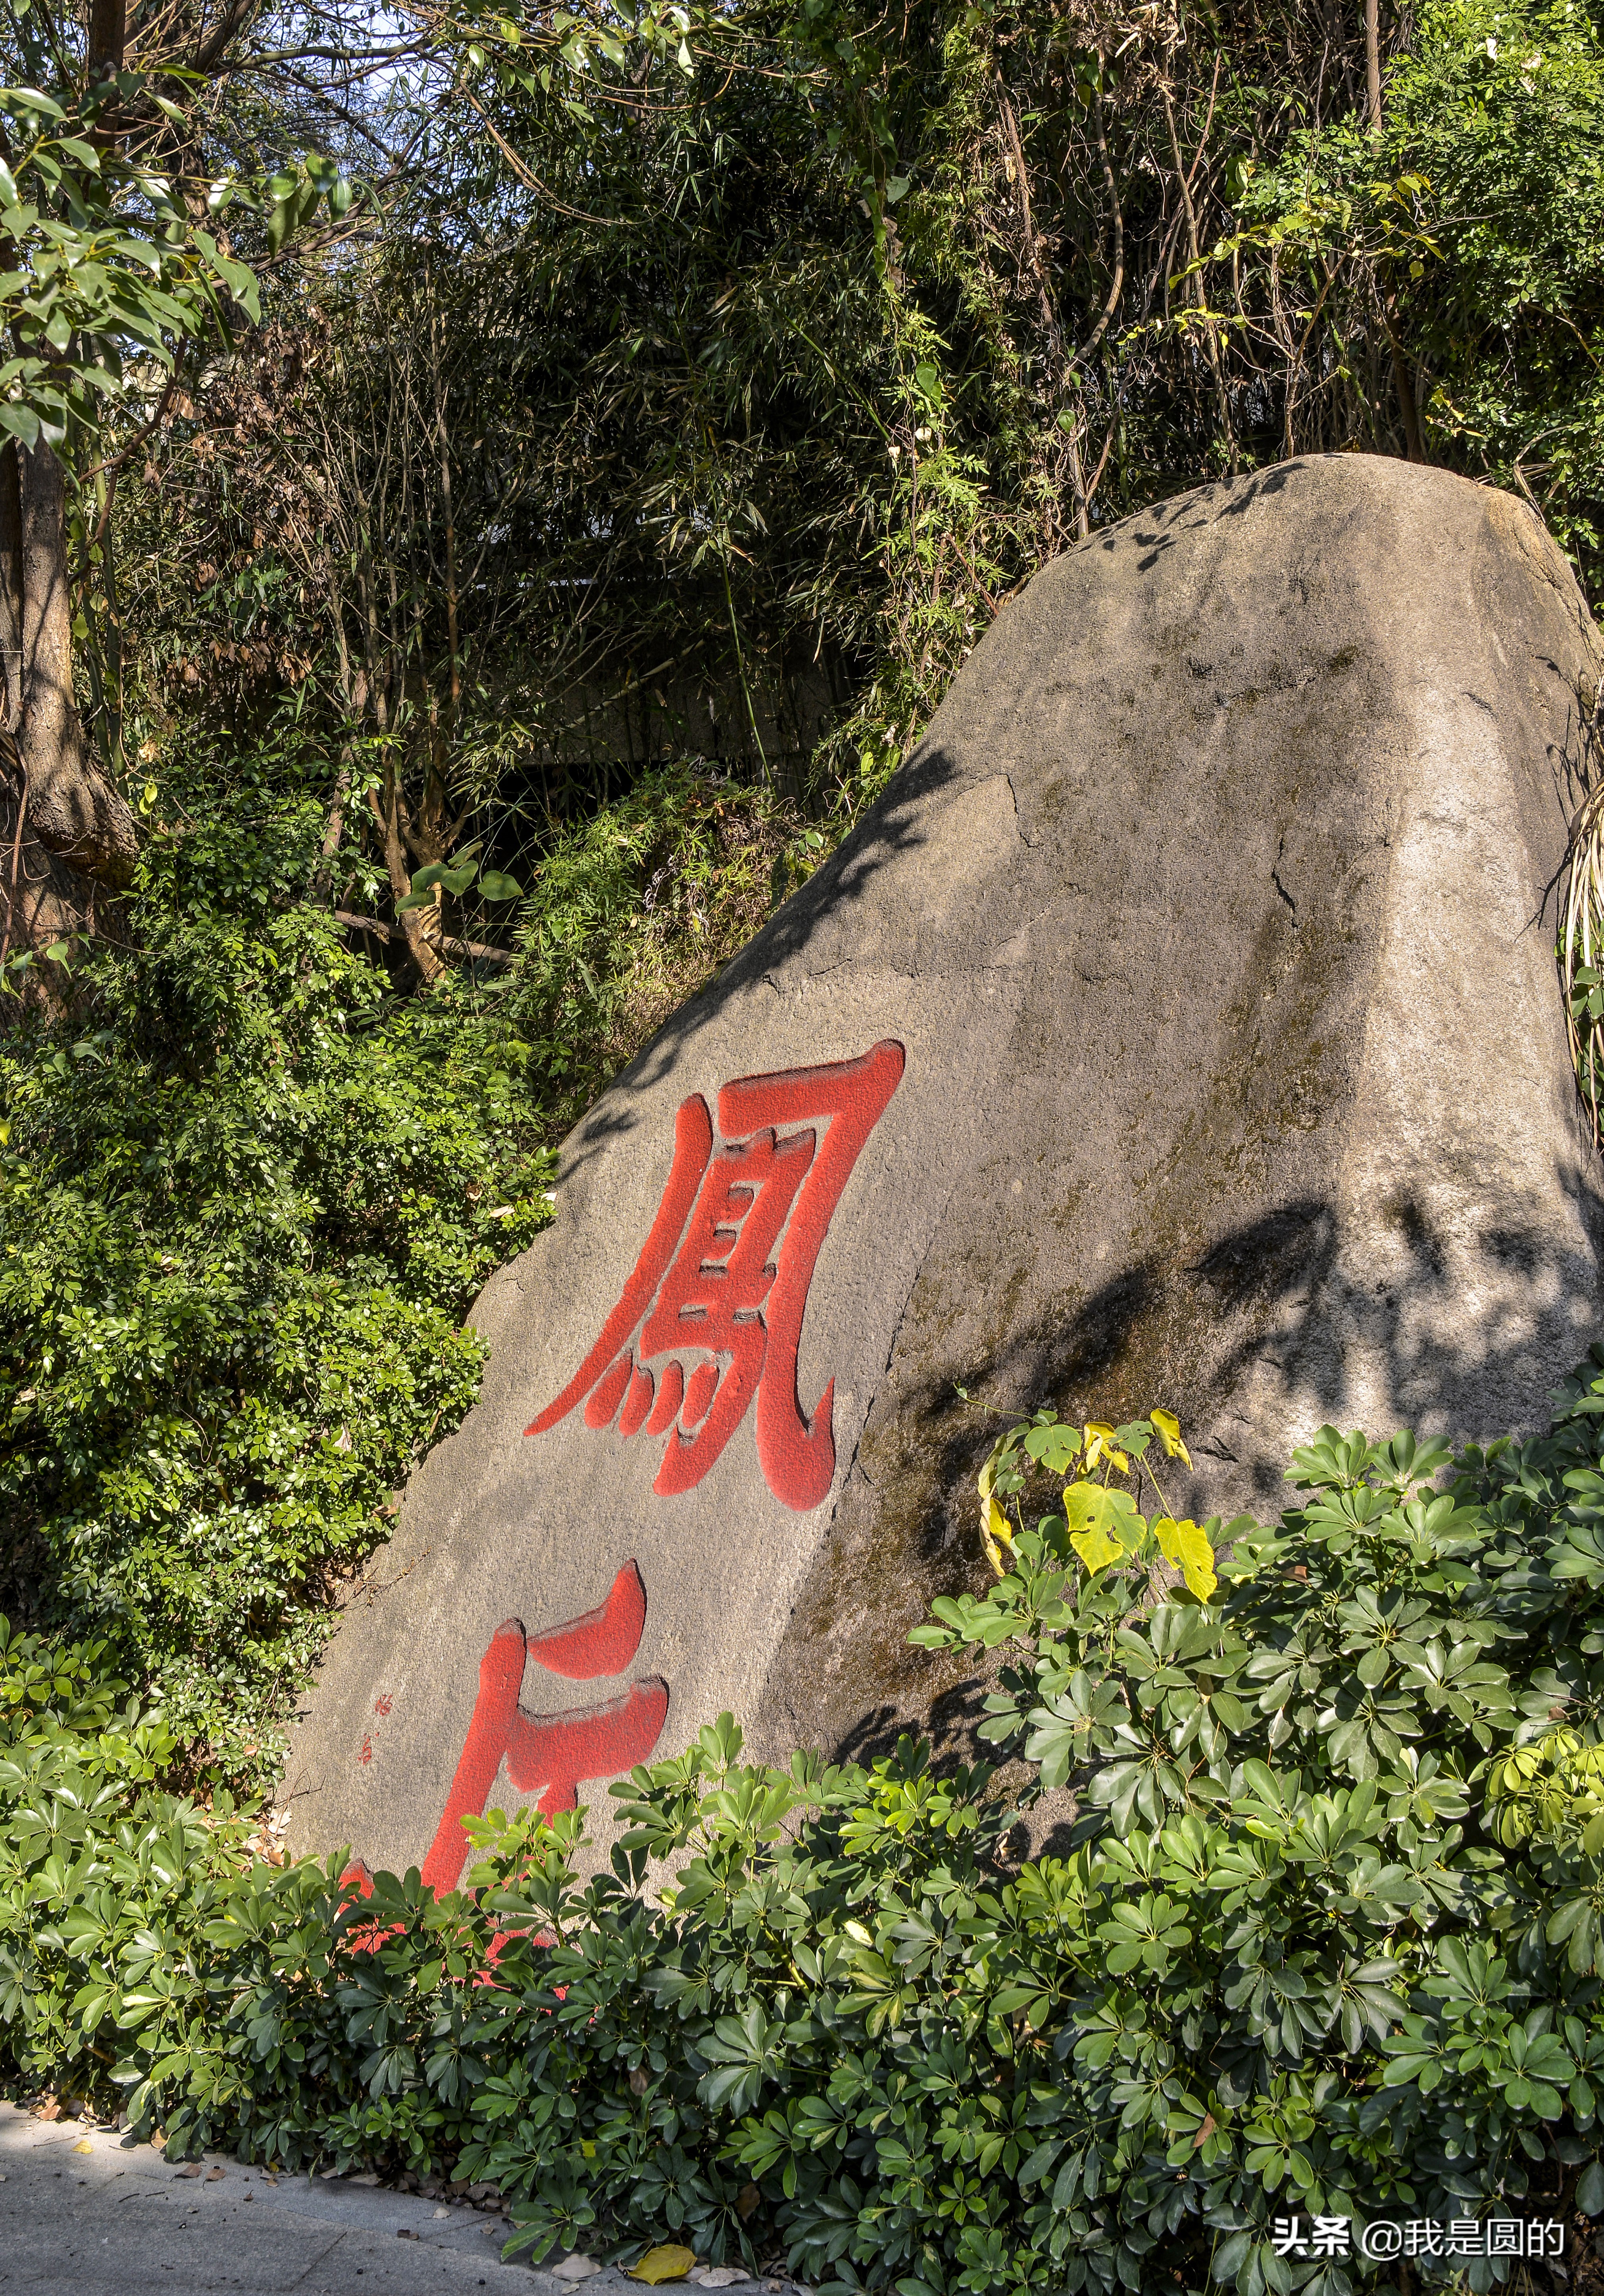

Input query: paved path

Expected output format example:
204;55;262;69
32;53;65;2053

0;2106;786;2296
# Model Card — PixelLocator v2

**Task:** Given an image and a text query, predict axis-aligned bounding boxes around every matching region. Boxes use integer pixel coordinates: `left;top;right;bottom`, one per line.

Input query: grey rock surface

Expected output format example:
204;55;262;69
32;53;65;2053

0;2107;794;2296
285;453;1604;1874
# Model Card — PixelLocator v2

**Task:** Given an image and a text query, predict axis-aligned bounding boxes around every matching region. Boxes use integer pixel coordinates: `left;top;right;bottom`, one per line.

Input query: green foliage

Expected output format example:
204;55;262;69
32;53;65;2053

16;0;1604;2274
396;845;523;915
110;0;1038;847
0;728;554;1777
900;1366;1604;2279
1396;0;1604;564
506;766;801;1135
97;0;1604;1001
0;77;258;453
0;51;352;457
1226;0;1604;584
19;1366;1604;2292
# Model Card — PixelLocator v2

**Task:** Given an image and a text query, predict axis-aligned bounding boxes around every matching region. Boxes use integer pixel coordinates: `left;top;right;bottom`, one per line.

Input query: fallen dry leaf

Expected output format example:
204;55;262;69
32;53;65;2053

631;2246;696;2285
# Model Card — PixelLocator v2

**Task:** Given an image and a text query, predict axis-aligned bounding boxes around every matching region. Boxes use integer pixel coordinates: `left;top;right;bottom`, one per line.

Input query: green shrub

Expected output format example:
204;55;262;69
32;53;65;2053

15;1361;1604;2292
507;765;807;1139
0;738;554;1779
0;1614;248;2095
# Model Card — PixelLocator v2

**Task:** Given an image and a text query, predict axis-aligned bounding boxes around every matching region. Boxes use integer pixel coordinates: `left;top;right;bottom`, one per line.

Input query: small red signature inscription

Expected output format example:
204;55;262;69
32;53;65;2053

410;1560;667;1897
525;1040;905;1511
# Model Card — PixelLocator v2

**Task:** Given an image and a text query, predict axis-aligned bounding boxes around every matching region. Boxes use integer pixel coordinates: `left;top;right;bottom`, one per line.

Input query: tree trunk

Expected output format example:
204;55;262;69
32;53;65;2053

0;438;138;898
88;0;128;79
1382;300;1428;463
0;448;104;971
368;762;446;985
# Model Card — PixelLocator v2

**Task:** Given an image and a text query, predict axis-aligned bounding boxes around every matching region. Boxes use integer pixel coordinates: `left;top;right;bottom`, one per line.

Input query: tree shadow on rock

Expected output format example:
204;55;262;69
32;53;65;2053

787;1160;1604;1774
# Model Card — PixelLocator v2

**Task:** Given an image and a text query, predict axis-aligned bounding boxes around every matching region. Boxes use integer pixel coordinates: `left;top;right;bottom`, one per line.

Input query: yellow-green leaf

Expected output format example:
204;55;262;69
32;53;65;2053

977;1437;1003;1509
1064;1481;1144;1542
1064;1481;1098;1533
977;1438;1015;1570
1083;1421;1129;1474
1064;1482;1145;1574
631;2249;696;2284
1070;1522;1124;1574
981;1493;1012;1577
1154;1516;1217;1601
1151;1408;1192;1468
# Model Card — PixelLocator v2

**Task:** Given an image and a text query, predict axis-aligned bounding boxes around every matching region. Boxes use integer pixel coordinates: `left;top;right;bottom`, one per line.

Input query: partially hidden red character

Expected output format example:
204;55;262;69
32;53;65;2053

415;1560;667;1898
335;1857;547;1971
525;1039;905;1510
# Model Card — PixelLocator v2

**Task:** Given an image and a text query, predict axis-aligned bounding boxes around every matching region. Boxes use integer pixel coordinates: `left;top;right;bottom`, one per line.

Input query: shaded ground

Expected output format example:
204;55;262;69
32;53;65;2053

0;2104;800;2296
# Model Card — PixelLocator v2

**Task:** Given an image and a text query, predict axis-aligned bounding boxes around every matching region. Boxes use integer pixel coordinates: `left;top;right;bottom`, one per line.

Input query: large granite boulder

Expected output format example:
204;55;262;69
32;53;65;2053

284;454;1604;1879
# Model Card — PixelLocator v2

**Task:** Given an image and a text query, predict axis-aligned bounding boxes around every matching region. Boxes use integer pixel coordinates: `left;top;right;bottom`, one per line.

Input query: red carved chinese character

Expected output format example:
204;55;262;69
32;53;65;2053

408;1560;667;1897
525;1039;905;1510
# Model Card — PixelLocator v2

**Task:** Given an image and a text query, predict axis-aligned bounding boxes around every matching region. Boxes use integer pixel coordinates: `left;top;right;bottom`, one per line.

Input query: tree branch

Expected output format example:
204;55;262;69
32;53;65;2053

333;908;514;965
1073;89;1126;369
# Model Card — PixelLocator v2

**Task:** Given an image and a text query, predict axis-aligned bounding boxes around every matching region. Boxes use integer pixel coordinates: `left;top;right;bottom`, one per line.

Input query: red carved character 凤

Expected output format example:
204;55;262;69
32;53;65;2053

525;1040;905;1510
354;1560;668;1901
